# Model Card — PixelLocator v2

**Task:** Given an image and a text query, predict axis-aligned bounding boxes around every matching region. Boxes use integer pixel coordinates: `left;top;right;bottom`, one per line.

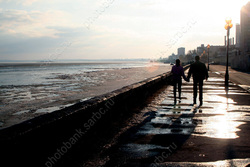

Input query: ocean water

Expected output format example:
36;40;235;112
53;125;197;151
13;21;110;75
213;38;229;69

0;60;170;126
0;60;153;86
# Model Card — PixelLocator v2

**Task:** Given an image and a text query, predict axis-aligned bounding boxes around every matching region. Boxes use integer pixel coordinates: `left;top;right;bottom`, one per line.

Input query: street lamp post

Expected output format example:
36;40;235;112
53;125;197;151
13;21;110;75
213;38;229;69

224;18;233;89
207;44;210;71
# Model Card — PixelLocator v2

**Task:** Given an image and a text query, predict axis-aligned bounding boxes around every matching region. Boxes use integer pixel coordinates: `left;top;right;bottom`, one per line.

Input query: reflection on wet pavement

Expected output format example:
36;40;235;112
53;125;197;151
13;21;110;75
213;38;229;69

102;71;250;167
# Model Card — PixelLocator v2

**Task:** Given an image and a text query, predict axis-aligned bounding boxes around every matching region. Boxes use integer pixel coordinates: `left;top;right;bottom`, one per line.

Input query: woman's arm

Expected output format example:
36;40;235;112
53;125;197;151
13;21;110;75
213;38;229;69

182;67;188;81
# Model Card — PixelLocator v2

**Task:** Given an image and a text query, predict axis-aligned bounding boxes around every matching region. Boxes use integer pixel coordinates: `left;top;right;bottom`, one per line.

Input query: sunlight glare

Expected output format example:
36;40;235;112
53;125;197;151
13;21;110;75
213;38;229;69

146;62;160;73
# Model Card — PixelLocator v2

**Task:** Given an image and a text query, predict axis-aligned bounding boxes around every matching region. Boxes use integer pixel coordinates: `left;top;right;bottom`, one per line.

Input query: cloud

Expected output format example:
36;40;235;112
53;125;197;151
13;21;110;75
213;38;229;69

0;8;73;38
21;0;39;6
0;23;100;60
0;0;39;6
0;0;246;60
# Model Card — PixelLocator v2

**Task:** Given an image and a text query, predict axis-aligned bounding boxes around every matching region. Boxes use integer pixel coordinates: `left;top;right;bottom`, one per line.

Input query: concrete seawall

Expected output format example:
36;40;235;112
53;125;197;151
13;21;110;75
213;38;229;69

0;65;189;166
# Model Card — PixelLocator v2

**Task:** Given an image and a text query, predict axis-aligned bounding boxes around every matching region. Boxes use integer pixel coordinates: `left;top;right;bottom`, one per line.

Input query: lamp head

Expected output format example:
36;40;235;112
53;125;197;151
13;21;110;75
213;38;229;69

225;24;229;30
225;18;233;30
229;23;233;28
225;18;232;24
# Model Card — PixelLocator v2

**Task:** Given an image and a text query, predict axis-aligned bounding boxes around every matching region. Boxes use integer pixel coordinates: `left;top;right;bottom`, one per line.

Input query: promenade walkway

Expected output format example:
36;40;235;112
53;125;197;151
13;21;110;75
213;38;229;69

91;69;250;167
210;65;250;92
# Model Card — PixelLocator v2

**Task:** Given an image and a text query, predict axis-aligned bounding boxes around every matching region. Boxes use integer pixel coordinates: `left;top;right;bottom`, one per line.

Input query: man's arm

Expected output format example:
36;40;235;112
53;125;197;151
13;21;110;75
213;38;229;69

187;65;192;80
181;67;188;81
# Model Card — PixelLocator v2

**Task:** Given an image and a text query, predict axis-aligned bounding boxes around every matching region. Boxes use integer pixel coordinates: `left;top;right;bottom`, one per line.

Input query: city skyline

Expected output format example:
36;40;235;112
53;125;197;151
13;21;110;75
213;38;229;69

0;0;249;60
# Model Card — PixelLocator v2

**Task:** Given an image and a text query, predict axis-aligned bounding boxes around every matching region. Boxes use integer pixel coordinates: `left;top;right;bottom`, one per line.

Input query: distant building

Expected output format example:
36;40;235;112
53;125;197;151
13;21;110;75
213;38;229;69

197;44;206;56
235;1;250;71
230;38;234;45
196;44;236;65
210;45;227;64
177;47;185;57
240;2;250;54
235;23;241;48
171;53;178;60
167;53;178;63
224;36;235;46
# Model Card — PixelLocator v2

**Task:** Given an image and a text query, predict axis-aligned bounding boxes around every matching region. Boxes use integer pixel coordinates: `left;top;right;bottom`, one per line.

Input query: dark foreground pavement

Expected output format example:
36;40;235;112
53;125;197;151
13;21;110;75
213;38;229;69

86;70;250;167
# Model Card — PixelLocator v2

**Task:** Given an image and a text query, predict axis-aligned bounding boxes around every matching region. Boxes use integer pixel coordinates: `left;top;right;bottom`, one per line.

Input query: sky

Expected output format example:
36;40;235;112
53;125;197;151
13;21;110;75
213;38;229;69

0;0;249;60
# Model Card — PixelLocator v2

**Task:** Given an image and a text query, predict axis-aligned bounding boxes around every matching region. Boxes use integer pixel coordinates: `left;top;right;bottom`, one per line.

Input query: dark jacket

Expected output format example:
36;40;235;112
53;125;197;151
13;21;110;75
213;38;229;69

188;61;208;81
171;65;187;81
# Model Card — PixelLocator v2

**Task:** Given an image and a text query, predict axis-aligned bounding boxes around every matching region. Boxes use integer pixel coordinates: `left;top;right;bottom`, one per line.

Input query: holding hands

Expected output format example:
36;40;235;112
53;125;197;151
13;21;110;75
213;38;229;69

184;76;190;82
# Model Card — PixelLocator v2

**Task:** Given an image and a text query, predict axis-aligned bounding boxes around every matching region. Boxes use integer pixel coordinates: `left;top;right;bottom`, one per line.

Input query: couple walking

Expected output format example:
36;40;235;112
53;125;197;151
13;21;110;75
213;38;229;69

171;56;208;106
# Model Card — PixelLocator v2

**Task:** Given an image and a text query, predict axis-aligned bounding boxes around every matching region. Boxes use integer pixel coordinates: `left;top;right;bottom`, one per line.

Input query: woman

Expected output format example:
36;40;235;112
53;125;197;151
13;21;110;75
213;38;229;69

171;59;187;103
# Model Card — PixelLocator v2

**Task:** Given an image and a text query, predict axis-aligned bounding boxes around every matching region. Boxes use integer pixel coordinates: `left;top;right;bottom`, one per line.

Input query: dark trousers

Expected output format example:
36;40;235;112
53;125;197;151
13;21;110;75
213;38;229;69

173;79;182;101
193;79;203;103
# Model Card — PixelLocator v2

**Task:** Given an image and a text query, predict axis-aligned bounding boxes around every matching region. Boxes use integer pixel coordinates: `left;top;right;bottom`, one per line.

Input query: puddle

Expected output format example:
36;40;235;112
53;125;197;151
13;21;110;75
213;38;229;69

194;113;247;139
120;143;169;158
138;115;196;135
138;127;194;135
157;110;193;115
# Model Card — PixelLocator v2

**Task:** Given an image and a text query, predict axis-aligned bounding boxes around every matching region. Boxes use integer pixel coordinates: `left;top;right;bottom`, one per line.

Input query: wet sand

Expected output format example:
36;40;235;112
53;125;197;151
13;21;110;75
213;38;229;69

0;63;171;129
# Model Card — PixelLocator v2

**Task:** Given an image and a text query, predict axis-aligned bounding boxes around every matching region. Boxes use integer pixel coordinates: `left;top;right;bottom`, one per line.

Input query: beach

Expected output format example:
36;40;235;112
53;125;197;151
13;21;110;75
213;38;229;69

0;61;171;129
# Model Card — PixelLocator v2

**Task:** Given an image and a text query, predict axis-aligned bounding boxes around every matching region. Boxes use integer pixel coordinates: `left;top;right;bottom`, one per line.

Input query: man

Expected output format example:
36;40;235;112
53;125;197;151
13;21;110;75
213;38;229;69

187;56;208;106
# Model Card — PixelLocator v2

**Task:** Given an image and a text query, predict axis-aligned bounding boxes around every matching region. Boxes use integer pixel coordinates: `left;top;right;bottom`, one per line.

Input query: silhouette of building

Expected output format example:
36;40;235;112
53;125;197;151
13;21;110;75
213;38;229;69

177;47;185;57
169;53;178;60
231;2;250;71
240;2;250;54
235;23;241;48
224;36;235;46
196;44;236;65
230;38;234;46
197;44;205;56
211;45;230;65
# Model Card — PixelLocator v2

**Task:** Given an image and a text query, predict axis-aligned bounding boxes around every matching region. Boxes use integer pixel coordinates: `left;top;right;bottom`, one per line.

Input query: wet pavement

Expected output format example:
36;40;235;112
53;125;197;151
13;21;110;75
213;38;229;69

96;71;250;167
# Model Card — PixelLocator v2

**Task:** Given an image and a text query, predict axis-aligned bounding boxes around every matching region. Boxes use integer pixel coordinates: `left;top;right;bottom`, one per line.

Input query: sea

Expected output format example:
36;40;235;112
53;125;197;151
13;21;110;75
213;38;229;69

0;60;170;127
0;60;154;86
0;60;167;107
